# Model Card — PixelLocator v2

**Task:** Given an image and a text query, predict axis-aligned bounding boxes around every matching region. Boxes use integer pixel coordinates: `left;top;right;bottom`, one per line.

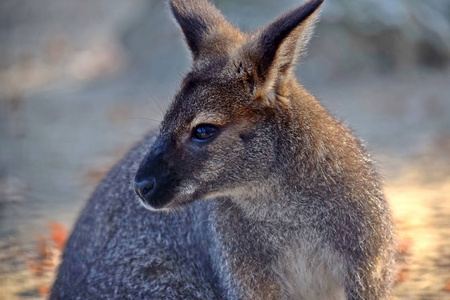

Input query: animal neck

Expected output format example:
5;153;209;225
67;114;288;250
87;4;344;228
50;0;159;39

210;187;345;299
211;196;289;299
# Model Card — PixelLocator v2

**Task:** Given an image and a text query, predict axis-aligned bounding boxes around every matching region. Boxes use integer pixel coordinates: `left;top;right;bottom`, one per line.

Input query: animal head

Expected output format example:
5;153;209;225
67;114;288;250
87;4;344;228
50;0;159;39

134;0;324;210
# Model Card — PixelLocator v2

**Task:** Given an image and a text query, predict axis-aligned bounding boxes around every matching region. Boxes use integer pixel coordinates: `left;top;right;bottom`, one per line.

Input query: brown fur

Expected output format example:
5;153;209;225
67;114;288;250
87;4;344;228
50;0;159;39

52;0;395;299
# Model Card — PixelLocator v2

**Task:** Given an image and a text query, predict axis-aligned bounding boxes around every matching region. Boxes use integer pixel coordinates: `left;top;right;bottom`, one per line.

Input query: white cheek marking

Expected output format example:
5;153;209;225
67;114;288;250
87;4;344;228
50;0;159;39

134;195;159;212
179;182;196;195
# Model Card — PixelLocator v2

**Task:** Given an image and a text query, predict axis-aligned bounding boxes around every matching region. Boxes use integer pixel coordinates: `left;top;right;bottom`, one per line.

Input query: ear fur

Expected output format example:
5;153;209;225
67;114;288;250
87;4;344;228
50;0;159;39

234;0;323;103
170;0;244;62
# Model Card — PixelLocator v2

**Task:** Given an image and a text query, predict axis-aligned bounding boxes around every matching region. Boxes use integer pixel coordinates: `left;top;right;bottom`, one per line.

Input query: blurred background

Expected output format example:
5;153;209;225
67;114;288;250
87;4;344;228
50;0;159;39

0;0;449;298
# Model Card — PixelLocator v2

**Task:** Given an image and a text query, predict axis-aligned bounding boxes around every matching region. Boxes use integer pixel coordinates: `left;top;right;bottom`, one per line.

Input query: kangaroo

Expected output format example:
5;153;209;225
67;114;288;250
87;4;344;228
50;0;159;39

51;0;395;299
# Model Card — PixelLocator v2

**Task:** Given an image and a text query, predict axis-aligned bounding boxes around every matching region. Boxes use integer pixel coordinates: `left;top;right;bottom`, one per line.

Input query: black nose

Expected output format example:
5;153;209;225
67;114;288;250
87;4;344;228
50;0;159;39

134;178;156;201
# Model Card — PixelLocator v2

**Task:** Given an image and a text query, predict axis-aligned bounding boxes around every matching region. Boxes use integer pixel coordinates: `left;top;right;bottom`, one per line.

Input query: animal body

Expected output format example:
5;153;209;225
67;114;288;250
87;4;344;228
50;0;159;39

51;0;395;299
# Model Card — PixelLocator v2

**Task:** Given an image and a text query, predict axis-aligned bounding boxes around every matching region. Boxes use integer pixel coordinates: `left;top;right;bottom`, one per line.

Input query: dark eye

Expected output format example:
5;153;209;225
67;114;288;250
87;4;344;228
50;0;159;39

192;124;217;141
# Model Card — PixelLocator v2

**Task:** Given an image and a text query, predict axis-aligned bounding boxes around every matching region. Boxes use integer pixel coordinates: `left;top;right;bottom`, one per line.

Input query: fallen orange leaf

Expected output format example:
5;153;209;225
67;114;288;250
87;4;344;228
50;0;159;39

49;222;68;251
38;285;50;296
444;279;450;292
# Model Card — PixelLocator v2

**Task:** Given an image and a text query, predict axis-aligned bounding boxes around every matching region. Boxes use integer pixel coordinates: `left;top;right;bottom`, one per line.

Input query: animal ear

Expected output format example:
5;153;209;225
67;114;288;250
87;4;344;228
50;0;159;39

235;0;323;102
170;0;244;62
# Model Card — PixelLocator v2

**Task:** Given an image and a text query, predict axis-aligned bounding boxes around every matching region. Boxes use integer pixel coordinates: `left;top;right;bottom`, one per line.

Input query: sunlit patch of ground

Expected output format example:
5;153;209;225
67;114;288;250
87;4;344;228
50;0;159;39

390;175;450;299
390;137;450;299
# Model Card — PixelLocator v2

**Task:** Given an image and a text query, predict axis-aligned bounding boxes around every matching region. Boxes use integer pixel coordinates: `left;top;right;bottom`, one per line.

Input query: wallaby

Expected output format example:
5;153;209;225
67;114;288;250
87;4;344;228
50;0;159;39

51;0;395;299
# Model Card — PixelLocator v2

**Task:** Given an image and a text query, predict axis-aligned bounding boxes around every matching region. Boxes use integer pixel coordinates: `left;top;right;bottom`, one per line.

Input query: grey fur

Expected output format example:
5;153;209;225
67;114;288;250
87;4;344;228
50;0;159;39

51;0;395;299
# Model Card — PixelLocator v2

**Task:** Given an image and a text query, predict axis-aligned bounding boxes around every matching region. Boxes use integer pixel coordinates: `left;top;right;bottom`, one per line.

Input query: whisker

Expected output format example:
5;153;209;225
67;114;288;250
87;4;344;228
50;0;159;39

144;87;165;117
129;117;161;123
